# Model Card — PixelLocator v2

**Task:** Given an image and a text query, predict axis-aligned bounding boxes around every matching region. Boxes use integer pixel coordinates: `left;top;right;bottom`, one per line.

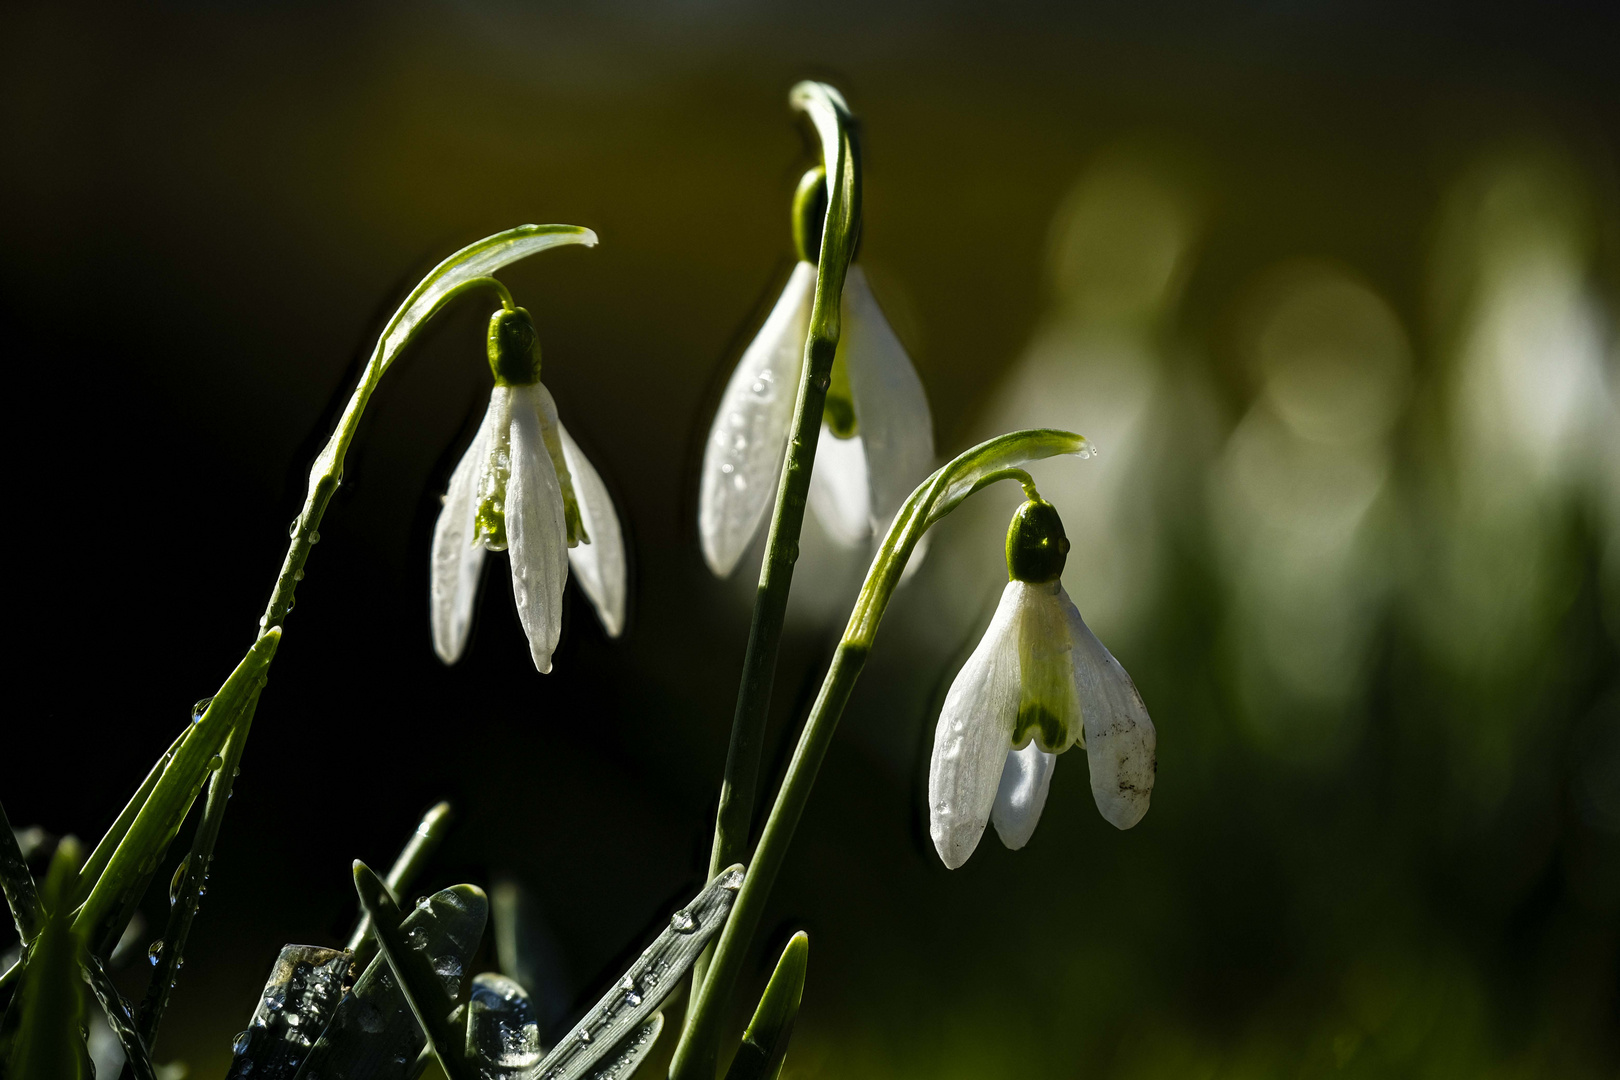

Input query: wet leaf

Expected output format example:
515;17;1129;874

295;884;486;1080
80;951;158;1080
225;945;351;1080
533;865;743;1080
465;973;541;1079
0;799;42;944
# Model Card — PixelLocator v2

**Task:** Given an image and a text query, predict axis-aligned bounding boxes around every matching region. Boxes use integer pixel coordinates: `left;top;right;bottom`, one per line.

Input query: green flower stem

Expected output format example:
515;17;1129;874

672;430;1084;1080
692;80;861;1017
134;696;258;1043
63;229;589;1031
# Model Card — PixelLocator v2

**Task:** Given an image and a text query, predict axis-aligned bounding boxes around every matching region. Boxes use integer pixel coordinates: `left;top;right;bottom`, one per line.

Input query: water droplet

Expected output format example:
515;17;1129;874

720;869;745;891
731;475;748;491
289;518;301;538
191;697;214;723
209;755;223;771
578;1026;593;1044
670;910;699;934
309;530;321;544
169;858;190;905
232;1030;252;1056
176;957;185;970
293;568;305;581
618;975;642;1007
147;941;164;965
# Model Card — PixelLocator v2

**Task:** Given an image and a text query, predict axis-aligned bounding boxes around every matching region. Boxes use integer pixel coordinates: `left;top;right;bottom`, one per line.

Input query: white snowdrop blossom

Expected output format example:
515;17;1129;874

928;499;1156;868
699;259;934;576
430;305;626;672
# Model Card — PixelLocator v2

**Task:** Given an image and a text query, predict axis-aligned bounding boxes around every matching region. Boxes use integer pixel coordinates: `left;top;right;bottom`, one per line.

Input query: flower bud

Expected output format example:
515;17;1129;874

1005;499;1069;584
487;306;541;386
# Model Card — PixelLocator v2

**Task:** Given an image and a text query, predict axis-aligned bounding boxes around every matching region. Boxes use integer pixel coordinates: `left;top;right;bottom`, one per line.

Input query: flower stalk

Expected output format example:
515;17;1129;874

698;81;862;960
47;227;594;1056
672;429;1087;1080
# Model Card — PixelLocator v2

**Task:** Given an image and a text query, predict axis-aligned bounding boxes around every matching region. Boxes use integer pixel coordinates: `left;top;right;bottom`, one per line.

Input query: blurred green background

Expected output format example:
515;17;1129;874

2;2;1617;1077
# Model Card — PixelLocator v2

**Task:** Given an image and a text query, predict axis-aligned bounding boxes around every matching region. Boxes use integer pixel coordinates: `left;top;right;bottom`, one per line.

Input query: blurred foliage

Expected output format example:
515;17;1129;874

1;2;1616;1078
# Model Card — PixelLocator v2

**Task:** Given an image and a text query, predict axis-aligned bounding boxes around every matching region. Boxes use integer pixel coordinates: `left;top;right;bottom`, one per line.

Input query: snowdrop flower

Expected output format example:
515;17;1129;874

430;305;626;672
699;170;934;576
928;498;1156;868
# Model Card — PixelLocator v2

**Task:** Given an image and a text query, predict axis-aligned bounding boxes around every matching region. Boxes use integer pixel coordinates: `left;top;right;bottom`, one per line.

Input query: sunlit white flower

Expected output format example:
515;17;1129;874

431;305;626;672
699;256;933;576
928;499;1155;868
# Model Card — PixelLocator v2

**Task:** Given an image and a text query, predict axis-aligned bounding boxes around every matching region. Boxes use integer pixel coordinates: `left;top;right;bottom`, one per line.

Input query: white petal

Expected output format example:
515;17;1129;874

1065;587;1156;829
429;395;497;664
806;425;870;546
558;423;627;637
840;265;934;530
991;743;1057;850
929;581;1026;869
699;261;817;577
1017;581;1085;754
506;386;569;673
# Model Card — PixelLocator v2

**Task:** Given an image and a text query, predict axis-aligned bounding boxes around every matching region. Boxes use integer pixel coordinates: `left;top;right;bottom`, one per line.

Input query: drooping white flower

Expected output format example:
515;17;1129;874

430;305;626;672
699;260;934;577
928;499;1155;868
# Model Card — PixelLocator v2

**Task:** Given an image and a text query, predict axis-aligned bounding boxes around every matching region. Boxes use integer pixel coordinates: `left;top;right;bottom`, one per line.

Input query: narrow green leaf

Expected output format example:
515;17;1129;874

71;628;280;950
0;799;42;944
353;862;483;1080
464;973;541;1077
72;725;191;910
80;951;158;1080
347;801;455;970
723;932;808;1080
536;865;745;1080
3;836;89;1080
223;945;350;1080
295;884;485;1080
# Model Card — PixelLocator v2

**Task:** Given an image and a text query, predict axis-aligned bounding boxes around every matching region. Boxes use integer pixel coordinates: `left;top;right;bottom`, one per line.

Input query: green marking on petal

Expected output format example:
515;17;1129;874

825;338;859;439
475;408;514;551
1013;700;1069;752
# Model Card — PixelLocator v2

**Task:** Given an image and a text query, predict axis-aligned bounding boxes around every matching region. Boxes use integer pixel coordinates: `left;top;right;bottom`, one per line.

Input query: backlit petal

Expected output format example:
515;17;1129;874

1065;588;1156;829
990;743;1057;850
429;394;498;664
1016;582;1084;754
839;265;934;530
507;386;569;673
699;261;816;576
929;581;1024;869
558;423;627;638
806;426;870;546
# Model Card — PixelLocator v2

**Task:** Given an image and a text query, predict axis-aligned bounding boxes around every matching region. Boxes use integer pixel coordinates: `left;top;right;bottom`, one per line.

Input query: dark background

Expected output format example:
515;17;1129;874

3;2;1617;1077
